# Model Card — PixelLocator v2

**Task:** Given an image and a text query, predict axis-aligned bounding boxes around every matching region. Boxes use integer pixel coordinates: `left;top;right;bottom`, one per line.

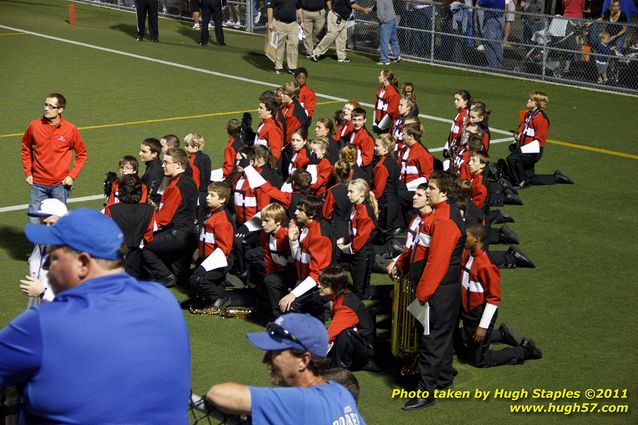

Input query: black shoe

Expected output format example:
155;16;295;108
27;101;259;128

499;322;523;346
199;42;207;46
503;191;523;206
499;225;519;245
498;177;518;193
508;245;536;268
136;35;143;42
437;382;454;390
275;68;284;74
554;170;574;184
521;338;543;360
158;274;177;288
218;42;226;46
309;53;319;62
151;38;159;42
286;68;296;74
402;397;436;411
362;360;381;372
490;210;515;224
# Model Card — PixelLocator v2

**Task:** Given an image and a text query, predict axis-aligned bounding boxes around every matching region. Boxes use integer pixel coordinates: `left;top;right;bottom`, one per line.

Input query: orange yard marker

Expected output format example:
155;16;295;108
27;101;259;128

69;3;76;26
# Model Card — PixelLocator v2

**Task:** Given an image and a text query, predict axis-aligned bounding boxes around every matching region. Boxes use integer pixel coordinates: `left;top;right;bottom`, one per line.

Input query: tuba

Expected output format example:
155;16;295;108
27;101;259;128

390;275;419;358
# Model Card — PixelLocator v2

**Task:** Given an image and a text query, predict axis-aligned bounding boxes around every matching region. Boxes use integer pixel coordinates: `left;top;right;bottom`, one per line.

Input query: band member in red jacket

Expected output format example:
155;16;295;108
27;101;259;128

319;266;375;370
104;156;148;208
398;122;433;187
337;179;378;299
349;108;375;169
401;172;465;412
373;68;401;134
188;182;234;314
504;91;573;188
295;68;316;120
372;133;402;233
256;97;285;162
308;139;333;197
222;119;246;179
444;90;472;160
458;223;543;367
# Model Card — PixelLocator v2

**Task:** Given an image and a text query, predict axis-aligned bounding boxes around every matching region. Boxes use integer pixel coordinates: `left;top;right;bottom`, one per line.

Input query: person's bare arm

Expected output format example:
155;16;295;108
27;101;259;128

207;382;252;415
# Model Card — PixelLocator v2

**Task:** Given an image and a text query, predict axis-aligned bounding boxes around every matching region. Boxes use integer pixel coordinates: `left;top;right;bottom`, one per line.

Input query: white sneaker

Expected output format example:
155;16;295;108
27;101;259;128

192;23;201;30
476;44;485;51
254;11;262;24
232;21;241;28
222;20;231;27
208;23;213;30
162;6;167;13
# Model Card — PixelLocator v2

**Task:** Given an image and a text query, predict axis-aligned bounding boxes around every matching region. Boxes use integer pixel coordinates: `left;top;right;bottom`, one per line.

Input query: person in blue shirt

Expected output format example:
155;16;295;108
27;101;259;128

206;312;367;425
479;0;505;69
0;208;191;424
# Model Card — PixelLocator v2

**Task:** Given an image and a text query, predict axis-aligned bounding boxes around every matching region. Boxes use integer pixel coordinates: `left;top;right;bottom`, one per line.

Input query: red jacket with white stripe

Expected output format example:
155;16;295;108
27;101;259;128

349;127;375;168
448;107;469;152
374;84;401;126
231;169;271;225
256;118;284;161
460;248;501;312
517;108;549;149
395;211;432;274
261;226;294;274
399;142;434;184
198;207;234;259
299;84;316;118
105;179;148;208
296;219;332;283
470;171;488;210
348;202;376;254
309;157;333;197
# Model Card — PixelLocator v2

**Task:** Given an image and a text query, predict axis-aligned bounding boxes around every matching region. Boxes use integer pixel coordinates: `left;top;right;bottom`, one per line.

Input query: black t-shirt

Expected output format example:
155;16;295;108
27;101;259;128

332;0;355;20
266;0;301;23
601;11;627;36
301;0;326;11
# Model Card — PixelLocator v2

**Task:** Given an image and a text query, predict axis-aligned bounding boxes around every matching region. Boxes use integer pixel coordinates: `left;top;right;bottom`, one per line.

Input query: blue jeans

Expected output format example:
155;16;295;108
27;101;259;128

379;18;401;63
28;183;70;224
406;6;433;58
483;16;504;69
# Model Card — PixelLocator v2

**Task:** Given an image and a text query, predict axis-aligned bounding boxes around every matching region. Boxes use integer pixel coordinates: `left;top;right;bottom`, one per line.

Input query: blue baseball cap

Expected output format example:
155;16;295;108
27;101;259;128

25;208;124;260
247;313;329;358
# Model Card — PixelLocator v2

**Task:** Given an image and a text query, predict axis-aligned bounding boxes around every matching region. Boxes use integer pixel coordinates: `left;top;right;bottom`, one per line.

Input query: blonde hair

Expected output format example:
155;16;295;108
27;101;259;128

261;203;286;224
348;179;378;219
529;91;549;109
376;133;395;155
184;132;205;149
310;138;328;153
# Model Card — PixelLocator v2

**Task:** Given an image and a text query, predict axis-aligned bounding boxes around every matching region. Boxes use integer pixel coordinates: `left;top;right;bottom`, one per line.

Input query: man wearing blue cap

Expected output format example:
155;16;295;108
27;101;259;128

206;312;366;425
0;208;190;424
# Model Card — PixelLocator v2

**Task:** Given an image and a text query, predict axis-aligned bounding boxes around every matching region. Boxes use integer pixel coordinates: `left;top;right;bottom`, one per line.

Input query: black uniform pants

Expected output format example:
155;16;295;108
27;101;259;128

330;328;374;370
506;149;542;184
417;282;460;394
459;308;526;367
340;245;374;299
201;0;224;45
142;227;197;284
263;266;298;318
136;0;159;39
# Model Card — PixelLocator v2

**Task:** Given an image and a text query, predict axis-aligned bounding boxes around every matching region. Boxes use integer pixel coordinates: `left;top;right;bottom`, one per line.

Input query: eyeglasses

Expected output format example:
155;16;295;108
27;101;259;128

43;103;60;109
162;160;177;165
267;323;307;352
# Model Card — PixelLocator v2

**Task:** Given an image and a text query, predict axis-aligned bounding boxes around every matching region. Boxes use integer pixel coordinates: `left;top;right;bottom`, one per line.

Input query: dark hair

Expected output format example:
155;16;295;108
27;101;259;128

289;349;332;376
429;171;461;201
281;81;300;101
253;145;277;170
226;119;242;137
455;89;473;106
47;93;67;109
402;122;422;141
259;90;276;103
142;138;162;156
317;118;335;136
467;135;485;153
118;174;143;204
297;196;323;220
470;102;490;126
333;109;346;126
119;155;139;173
261;97;279;114
238;146;257;164
473;150;490;164
466;222;487;242
294;67;308;78
352;107;367;119
162;134;180;148
291;170;312;193
318;266;350;296
292;127;308;141
380;68;398;88
207;182;231;205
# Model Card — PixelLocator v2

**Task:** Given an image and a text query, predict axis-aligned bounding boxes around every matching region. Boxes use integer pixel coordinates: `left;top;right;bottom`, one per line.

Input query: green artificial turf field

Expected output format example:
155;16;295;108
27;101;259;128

1;1;637;423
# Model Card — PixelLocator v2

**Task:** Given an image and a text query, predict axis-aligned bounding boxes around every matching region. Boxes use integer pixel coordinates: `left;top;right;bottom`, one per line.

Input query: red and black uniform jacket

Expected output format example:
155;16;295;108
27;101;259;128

460;249;501;316
372;154;400;206
299;84;316;118
399;142;434;184
231;167;271;225
347;202;377;254
198;207;234;260
256;117;284;161
374;84;401;127
222;136;246;179
255;182;304;220
105;203;155;247
188;155;202;191
395;211;433;284
192;151;211;192
309;157;333;197
282;101;310;144
516;108;549;149
349;127;375;168
261;226;294;274
296;219;333;283
288;146;310;176
470;169;489;212
328;292;375;345
448;107;470;155
415;200;465;302
142;158;164;204
156;173;198;231
322;182;351;239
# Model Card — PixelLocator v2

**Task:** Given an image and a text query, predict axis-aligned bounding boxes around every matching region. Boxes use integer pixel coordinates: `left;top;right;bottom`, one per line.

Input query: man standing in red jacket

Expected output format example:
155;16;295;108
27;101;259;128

21;93;87;223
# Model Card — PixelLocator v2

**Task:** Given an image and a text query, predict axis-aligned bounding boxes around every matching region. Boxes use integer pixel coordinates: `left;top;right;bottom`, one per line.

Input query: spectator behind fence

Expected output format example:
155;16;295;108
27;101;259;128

206;313;367;425
375;0;402;65
479;0;505;69
21;93;87;224
1;209;190;423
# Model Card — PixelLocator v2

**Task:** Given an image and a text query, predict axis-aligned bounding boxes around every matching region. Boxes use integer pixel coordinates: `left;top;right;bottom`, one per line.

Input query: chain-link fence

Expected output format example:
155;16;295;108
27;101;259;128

82;0;638;94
